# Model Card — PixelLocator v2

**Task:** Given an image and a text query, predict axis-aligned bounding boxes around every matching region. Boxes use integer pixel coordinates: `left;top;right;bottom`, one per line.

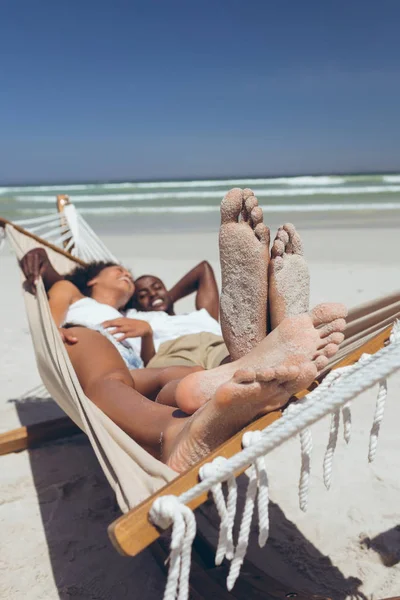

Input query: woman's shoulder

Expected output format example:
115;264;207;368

49;279;84;302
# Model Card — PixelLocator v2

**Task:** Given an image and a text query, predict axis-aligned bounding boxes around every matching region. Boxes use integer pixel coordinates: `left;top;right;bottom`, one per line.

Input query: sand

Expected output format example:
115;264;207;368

1;226;399;599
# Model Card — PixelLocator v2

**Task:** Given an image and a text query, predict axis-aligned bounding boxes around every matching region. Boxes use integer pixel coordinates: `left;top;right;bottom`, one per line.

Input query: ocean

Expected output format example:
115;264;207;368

2;174;400;233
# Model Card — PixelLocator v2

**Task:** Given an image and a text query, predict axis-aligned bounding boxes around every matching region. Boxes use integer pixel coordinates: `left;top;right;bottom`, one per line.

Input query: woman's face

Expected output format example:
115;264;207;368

88;265;135;304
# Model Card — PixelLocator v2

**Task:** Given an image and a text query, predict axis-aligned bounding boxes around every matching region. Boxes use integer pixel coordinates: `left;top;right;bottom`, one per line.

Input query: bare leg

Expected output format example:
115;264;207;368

132;365;203;401
64;327;190;458
219;188;270;360
269;223;310;330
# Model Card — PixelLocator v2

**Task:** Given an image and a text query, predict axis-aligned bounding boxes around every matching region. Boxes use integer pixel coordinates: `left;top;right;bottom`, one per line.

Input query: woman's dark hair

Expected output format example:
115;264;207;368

64;261;118;297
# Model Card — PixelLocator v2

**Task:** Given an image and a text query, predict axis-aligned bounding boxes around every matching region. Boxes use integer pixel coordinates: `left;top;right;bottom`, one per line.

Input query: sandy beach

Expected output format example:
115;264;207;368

1;224;399;599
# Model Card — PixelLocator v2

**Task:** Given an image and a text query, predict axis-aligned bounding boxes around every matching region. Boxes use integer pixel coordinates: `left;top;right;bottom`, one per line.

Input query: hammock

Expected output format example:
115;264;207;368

1;216;399;600
1;195;118;262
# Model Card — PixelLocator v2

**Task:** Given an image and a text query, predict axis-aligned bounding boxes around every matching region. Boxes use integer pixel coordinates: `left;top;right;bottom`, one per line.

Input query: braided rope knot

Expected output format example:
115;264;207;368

199;456;237;563
149;496;196;600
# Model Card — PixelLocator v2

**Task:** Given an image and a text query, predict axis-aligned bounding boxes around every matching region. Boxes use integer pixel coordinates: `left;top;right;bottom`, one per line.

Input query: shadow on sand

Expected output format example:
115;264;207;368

9;394;372;600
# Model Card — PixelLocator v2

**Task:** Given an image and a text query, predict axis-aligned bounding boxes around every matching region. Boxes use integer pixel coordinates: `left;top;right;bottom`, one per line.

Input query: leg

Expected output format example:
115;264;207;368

131;365;203;401
63;327;189;458
219;188;270;360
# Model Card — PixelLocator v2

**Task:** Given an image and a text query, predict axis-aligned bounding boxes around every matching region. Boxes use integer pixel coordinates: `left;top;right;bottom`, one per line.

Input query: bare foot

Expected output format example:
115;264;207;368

163;302;347;472
269;223;310;330
219;188;270;360
164;360;317;472
173;302;347;416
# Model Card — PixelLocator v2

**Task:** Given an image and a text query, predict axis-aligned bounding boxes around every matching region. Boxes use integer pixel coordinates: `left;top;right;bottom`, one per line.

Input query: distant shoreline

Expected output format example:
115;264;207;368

2;170;400;188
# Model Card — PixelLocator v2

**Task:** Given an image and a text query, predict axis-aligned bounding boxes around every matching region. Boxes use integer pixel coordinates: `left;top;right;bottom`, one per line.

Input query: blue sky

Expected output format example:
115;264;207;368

1;0;399;183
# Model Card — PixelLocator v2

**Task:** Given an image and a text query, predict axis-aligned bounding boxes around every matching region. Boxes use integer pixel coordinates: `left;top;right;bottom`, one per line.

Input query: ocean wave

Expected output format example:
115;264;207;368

0;177;342;194
124;175;348;188
383;175;400;183
11;184;400;203
0;184;98;194
16;201;400;216
2;174;395;196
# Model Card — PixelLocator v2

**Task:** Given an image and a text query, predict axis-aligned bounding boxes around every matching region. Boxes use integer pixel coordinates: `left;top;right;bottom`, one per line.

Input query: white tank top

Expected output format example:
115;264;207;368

65;297;143;369
124;307;222;354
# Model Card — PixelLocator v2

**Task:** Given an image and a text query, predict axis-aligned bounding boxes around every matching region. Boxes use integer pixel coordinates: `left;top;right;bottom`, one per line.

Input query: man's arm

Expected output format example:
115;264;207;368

20;248;64;294
168;261;219;321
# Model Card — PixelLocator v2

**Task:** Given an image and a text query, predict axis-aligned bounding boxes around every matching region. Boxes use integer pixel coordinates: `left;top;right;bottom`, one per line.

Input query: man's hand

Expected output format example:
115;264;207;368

20;248;51;294
102;317;153;341
59;328;79;345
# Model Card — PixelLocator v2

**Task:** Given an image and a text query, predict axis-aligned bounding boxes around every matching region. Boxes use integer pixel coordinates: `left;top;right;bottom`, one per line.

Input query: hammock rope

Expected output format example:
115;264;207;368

6;203;119;263
151;321;400;600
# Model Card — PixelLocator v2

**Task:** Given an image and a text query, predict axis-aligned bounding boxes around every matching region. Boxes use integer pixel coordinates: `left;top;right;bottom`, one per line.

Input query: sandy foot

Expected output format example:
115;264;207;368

269;223;310;330
219;188;270;360
164;303;347;472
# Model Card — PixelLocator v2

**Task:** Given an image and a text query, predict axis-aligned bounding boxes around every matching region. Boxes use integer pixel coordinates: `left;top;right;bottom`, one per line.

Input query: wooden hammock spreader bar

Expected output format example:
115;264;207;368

108;324;393;558
0;417;81;456
56;194;75;253
0;217;85;266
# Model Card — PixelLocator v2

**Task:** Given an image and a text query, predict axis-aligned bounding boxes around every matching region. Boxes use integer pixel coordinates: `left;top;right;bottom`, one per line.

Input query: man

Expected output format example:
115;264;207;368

20;249;230;369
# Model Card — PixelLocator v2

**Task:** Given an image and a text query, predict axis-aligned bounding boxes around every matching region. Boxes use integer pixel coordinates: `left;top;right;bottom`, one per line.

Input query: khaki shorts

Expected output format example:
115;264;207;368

147;333;229;370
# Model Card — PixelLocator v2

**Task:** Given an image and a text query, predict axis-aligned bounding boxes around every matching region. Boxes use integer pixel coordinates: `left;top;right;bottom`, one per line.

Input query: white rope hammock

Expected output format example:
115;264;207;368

150;322;400;600
6;203;118;263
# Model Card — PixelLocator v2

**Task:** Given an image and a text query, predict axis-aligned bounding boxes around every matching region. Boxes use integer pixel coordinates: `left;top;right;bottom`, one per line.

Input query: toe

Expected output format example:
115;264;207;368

243;188;254;200
310;303;348;326
283;223;303;255
318;318;347;338
255;223;270;246
314;355;329;371
271;238;285;258
275;365;290;382
250;206;263;228
233;368;256;383
317;331;344;348
315;343;339;359
284;361;317;395
220;188;244;224
256;367;276;382
286;365;300;380
276;227;289;245
242;195;258;222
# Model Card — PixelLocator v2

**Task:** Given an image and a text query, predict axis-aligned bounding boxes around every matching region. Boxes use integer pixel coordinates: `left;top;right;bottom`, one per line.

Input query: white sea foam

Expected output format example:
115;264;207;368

383;175;400;183
12;184;400;203
123;175;348;188
2;173;396;196
17;201;400;216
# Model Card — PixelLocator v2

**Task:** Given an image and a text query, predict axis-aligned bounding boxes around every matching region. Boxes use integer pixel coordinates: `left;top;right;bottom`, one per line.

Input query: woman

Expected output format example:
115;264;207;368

47;260;203;403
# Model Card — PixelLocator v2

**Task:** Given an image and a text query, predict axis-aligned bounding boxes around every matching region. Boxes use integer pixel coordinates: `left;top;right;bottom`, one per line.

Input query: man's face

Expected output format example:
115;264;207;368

134;276;172;313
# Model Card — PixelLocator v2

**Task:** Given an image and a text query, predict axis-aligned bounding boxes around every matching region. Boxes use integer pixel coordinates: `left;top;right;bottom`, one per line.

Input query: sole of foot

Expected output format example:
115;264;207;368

166;355;320;473
219;188;270;360
175;302;347;416
269;223;310;330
